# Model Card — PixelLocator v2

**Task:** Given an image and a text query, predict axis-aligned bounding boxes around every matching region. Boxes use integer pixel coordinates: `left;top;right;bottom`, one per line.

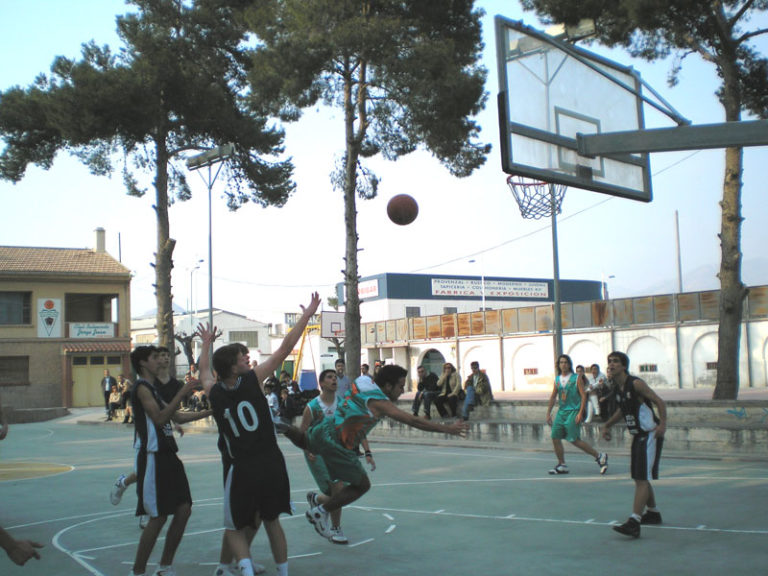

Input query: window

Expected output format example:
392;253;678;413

229;330;259;348
405;306;421;318
0;292;31;325
72;356;88;366
638;364;658;373
90;357;105;365
443;307;458;314
107;356;121;365
706;362;718;370
0;356;30;386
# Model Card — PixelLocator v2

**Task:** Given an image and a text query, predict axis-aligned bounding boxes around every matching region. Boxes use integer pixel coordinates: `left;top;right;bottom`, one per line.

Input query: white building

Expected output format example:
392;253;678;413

335;272;603;322
131;308;270;374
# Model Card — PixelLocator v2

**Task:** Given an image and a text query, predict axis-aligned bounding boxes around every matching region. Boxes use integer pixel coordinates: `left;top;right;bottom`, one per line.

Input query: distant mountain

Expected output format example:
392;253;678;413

621;257;768;298
136;302;187;319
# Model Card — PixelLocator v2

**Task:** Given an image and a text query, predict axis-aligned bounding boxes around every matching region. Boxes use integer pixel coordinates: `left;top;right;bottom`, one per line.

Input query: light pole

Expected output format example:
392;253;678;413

601;273;615;300
188;258;203;333
468;259;486;311
186;144;234;329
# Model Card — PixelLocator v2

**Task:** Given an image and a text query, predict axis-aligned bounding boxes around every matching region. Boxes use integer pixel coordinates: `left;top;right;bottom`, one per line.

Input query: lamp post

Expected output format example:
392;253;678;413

188;258;203;333
601;273;615;300
186;144;234;329
468;259;486;311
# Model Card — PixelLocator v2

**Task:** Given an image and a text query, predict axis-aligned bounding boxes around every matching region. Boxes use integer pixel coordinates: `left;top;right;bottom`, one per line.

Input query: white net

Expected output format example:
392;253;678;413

506;175;567;220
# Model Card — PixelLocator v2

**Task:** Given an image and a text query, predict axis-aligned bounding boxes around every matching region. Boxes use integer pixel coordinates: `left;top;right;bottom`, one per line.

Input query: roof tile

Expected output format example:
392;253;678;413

0;246;131;276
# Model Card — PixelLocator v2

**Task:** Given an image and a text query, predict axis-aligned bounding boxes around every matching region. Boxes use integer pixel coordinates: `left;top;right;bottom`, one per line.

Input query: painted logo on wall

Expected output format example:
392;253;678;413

37;298;62;338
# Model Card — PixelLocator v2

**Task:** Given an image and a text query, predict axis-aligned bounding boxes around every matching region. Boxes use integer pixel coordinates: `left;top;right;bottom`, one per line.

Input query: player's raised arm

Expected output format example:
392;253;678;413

195;322;221;395
255;292;321;381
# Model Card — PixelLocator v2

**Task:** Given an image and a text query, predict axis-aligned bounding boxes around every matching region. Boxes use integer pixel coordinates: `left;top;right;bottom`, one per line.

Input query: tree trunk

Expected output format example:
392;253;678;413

342;69;362;378
713;54;747;400
154;137;176;372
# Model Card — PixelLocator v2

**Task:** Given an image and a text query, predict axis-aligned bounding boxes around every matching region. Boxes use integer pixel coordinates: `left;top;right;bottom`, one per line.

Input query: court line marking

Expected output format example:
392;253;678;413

349;538;375;548
24;450;768;573
51;501;344;570
352;504;768;536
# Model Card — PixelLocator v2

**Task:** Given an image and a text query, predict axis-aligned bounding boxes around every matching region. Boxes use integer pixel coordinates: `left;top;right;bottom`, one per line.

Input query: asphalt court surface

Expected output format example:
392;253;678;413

1;412;766;575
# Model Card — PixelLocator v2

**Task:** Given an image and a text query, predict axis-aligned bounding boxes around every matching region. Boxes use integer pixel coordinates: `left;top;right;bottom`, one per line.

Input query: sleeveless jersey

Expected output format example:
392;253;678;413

307;395;337;427
333;376;388;450
555;373;581;412
132;378;179;453
209;370;278;461
615;375;659;434
158;377;182;404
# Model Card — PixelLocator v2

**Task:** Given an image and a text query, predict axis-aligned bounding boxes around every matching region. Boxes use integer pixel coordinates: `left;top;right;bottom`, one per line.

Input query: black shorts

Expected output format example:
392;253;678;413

224;448;291;529
136;449;192;518
630;431;663;481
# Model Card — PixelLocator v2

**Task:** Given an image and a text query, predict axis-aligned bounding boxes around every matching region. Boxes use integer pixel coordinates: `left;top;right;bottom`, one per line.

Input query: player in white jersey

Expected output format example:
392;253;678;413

301;369;375;544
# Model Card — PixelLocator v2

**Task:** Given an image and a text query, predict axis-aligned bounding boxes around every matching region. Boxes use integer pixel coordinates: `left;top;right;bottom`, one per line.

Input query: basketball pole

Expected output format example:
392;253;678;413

550;184;563;359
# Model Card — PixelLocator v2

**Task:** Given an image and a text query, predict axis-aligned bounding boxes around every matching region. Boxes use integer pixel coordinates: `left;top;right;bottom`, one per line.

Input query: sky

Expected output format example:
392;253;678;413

1;1;767;325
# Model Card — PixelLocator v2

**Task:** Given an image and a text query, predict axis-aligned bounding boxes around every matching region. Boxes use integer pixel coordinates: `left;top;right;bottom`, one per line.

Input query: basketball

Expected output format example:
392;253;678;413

386;194;419;226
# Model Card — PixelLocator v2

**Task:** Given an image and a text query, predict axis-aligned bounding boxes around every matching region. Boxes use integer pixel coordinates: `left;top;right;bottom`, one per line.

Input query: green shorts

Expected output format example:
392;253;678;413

551;409;581;442
306;419;366;487
304;452;337;496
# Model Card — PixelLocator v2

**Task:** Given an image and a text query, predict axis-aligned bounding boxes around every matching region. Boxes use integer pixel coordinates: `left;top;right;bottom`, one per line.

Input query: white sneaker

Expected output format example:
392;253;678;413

330;526;349;544
139;515;149;529
214;563;266;576
306;504;332;538
597;452;608;475
548;463;569;475
153;566;176;576
110;474;127;505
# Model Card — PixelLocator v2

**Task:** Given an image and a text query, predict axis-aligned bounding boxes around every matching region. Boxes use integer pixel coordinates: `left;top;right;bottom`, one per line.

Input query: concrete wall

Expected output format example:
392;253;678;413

0;340;66;408
366;318;768;392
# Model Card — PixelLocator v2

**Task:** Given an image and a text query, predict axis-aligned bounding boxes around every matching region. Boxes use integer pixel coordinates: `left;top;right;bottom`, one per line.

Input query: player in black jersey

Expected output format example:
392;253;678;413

110;347;190;525
601;351;667;538
198;292;320;576
128;345;213;576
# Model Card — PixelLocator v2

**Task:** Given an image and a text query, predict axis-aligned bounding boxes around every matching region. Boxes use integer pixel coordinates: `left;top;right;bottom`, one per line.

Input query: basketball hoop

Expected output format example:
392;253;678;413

506;175;567;220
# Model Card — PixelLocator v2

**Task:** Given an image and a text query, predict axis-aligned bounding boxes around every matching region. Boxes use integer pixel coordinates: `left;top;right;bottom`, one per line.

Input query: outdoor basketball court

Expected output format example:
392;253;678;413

1;411;766;575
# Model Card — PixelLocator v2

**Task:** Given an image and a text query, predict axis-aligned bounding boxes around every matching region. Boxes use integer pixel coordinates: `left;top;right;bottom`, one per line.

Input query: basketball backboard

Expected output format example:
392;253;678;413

495;17;652;201
321;311;345;339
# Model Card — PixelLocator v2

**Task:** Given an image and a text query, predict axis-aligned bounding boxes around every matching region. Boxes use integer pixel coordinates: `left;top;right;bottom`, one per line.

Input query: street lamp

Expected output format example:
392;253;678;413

188;258;204;333
601;273;615;300
468;259;486;311
186;144;234;329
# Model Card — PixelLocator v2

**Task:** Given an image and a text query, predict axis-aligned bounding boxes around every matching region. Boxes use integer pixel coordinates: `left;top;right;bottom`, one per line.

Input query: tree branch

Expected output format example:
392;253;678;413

728;0;757;29
737;27;768;44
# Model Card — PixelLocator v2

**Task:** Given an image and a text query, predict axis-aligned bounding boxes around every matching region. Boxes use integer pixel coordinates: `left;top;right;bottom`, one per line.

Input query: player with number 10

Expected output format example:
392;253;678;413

197;293;320;576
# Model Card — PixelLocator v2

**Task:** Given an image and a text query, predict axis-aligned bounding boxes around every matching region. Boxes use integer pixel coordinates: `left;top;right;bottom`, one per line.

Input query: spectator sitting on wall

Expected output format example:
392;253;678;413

417;365;444;419
107;385;122;421
435;363;463;418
